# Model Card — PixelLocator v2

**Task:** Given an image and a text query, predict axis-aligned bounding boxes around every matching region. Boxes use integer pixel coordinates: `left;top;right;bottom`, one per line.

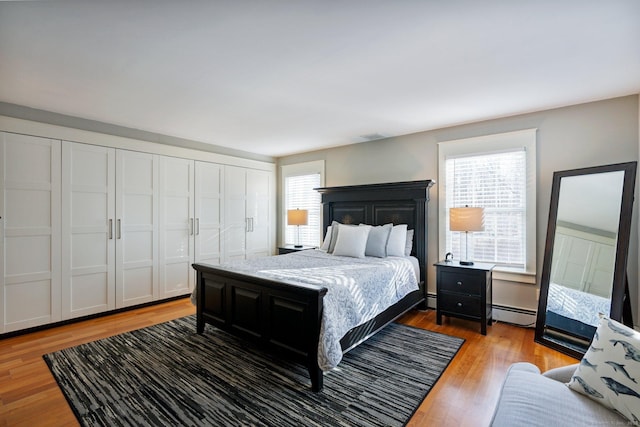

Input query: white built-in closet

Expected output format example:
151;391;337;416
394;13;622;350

550;224;616;298
0;133;62;332
224;166;271;261
0;124;274;333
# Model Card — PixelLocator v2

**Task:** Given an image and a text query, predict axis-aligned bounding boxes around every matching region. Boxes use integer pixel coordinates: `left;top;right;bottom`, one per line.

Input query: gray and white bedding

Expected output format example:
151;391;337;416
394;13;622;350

547;282;610;327
193;249;419;370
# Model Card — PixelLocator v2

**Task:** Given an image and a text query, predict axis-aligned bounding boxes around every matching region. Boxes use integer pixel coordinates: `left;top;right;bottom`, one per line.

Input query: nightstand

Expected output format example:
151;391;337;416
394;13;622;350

278;245;316;255
435;261;495;335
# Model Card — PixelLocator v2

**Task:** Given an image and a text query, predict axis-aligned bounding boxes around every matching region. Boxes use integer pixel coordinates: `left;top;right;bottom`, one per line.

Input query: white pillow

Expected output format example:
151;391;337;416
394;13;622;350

327;221;341;253
362;223;393;258
386;224;408;257
405;229;414;256
332;224;371;258
320;226;332;251
567;317;640;424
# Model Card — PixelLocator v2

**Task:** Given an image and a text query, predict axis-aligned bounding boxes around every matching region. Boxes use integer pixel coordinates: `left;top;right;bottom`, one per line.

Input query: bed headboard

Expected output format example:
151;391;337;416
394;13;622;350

315;180;435;284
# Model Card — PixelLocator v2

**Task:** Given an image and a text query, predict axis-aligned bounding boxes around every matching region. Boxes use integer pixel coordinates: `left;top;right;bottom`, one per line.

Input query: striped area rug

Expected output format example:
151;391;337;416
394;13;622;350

44;315;464;427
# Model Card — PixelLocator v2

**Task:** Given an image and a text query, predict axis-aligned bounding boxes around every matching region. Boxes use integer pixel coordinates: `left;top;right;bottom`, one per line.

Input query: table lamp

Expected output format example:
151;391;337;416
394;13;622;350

287;208;308;248
449;206;485;265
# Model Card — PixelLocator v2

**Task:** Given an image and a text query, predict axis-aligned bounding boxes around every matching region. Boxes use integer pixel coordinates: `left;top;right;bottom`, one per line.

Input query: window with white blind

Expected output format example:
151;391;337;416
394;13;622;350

438;129;537;273
281;161;325;247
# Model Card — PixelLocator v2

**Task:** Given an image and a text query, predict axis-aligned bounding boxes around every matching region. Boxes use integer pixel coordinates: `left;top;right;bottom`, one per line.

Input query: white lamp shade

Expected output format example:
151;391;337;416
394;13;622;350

449;207;485;232
287;209;308;226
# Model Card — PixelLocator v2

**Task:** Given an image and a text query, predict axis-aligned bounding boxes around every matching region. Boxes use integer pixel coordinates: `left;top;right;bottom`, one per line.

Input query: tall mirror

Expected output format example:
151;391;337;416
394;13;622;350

535;162;637;359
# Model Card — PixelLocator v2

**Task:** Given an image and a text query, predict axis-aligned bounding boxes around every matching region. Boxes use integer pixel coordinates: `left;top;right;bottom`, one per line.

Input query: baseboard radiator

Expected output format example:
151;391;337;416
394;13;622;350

426;293;537;328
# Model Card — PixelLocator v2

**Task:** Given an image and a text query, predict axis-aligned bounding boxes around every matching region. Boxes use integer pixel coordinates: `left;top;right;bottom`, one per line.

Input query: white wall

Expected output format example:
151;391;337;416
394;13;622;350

278;95;640;327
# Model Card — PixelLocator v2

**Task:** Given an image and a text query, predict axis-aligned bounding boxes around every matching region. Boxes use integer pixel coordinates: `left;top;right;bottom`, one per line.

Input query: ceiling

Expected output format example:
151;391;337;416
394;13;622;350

1;1;639;158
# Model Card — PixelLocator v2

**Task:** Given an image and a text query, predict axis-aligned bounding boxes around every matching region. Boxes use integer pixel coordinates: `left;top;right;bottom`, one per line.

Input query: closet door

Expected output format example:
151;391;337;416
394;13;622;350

61;142;116;319
158;156;194;299
224;166;247;261
115;150;159;308
549;234;591;290
584;241;615;298
0;132;61;333
245;169;271;258
551;226;616;297
194;162;223;266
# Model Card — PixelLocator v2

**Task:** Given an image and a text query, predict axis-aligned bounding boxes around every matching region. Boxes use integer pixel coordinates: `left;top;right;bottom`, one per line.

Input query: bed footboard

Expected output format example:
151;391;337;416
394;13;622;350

193;263;328;391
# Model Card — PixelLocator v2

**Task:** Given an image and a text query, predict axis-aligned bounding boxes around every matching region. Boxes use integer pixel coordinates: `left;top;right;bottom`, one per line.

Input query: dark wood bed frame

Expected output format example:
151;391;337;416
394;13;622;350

192;180;434;391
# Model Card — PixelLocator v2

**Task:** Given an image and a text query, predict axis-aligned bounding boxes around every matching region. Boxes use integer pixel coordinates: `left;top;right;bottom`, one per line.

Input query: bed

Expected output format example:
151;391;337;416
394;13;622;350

192;180;434;391
545;282;611;341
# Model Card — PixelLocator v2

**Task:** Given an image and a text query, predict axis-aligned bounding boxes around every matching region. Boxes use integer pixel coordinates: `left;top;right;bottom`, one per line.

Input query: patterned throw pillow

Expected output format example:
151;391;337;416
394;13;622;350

567;317;640;424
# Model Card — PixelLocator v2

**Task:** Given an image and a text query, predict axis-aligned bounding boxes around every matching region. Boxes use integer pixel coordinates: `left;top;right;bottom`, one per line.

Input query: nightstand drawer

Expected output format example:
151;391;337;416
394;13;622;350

438;293;481;317
438;270;483;295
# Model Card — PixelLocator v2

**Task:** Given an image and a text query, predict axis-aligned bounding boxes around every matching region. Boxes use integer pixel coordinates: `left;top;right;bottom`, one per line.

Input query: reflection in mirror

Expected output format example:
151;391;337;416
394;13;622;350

535;162;636;359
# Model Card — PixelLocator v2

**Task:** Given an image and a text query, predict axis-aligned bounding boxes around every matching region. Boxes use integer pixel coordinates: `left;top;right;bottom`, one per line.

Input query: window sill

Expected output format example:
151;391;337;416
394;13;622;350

492;267;537;284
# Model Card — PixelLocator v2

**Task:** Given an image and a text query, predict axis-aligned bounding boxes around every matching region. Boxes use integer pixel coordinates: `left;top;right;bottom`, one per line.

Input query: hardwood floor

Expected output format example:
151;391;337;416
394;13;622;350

399;310;576;426
0;299;577;427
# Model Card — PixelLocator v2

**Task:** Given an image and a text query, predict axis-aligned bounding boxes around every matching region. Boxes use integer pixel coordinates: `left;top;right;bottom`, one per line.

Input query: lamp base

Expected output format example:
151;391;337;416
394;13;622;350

459;260;474;266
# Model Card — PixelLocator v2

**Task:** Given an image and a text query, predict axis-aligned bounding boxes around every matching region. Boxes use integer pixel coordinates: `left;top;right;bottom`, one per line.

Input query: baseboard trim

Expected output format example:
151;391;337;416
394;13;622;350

426;293;537;328
427;292;437;309
0;294;191;339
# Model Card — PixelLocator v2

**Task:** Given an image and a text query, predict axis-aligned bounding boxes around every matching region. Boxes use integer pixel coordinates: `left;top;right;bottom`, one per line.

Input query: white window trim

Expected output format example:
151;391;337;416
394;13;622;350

438;129;537;277
281;160;325;246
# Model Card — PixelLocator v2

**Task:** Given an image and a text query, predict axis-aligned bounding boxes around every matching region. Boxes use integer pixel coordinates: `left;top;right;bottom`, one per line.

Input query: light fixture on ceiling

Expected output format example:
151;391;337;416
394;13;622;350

354;133;388;143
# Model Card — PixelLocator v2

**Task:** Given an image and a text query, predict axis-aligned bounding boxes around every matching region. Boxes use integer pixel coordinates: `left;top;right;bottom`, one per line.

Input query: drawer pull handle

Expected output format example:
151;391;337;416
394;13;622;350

457;281;463;286
457;302;463;307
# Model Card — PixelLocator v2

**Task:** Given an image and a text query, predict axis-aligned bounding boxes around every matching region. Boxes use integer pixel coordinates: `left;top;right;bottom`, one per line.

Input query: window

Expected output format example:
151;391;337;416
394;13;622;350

281;161;325;246
438;129;536;273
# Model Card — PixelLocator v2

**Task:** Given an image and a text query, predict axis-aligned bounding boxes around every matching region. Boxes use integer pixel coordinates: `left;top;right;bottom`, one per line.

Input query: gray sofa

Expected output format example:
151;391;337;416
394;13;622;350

490;362;627;426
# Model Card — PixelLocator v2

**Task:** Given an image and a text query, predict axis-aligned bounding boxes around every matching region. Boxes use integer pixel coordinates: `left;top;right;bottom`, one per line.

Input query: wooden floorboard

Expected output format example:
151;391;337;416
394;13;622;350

399;310;576;426
0;298;577;427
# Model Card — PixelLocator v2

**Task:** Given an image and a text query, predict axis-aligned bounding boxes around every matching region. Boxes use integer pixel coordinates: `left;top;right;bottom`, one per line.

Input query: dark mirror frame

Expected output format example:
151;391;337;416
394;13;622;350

535;161;637;359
